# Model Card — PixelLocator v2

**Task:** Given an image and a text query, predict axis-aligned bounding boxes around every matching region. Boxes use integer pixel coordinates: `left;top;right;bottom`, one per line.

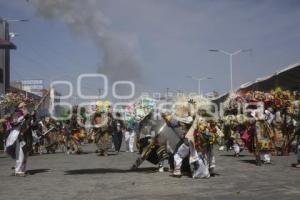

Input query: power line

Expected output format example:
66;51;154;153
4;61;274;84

20;31;91;69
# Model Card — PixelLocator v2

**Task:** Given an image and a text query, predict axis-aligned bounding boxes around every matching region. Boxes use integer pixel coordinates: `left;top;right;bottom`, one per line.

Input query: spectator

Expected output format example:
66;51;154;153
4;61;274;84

125;126;135;153
112;113;125;153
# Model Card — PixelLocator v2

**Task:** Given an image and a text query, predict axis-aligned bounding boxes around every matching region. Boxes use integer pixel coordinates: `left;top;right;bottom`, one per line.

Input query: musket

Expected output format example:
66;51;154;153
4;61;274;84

264;120;277;150
34;89;51;112
42;126;56;136
20;89;51;136
161;114;185;140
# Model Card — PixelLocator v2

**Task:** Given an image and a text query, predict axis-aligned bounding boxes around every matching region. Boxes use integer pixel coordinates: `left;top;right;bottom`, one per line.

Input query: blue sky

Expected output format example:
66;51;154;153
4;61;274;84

1;0;300;99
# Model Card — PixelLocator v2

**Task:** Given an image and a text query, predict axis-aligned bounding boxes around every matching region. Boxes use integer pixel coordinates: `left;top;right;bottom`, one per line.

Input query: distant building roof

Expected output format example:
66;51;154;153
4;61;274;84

239;62;300;91
212;62;300;104
0;37;16;49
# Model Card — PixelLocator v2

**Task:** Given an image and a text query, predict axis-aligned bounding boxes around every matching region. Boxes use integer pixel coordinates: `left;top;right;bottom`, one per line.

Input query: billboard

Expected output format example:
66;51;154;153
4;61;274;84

21;79;44;97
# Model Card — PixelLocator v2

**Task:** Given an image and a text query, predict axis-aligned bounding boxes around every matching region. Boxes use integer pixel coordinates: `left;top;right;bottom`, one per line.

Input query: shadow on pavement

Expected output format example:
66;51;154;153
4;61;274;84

27;169;51;175
96;153;118;157
219;154;248;158
239;159;258;165
64;167;157;175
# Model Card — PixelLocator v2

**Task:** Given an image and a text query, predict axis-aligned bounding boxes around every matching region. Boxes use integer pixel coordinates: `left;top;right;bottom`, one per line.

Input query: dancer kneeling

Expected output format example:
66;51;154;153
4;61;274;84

172;110;219;179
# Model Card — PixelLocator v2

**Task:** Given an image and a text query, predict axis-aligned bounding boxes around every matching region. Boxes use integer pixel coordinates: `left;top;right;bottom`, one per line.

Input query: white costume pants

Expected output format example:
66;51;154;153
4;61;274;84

261;152;271;163
174;143;190;170
174;143;216;170
208;149;216;169
233;144;240;154
125;131;135;152
174;143;213;179
15;139;28;174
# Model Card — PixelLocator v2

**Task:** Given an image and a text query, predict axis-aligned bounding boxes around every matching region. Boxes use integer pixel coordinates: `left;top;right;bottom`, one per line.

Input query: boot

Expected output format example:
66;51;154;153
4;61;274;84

172;168;182;177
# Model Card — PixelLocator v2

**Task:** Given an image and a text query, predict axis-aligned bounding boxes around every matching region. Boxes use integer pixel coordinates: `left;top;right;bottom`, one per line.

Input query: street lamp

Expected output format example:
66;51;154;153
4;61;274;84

3;19;29;22
0;18;28;93
209;49;251;92
166;87;170;101
9;32;19;39
0;18;29;38
187;75;213;96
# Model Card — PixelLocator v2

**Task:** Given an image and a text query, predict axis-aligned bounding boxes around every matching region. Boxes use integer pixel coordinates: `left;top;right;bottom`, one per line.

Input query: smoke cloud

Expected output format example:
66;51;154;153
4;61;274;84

30;0;144;97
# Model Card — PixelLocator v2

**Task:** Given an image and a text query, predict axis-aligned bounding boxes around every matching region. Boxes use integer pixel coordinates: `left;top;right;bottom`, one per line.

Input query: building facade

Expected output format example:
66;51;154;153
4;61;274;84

0;19;6;94
0;18;15;94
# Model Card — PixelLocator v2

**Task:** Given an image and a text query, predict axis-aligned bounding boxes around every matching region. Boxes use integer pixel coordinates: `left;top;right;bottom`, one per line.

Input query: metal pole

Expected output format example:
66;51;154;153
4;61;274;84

3;20;10;93
230;54;233;92
198;79;201;95
187;76;213;96
166;88;169;102
98;88;103;101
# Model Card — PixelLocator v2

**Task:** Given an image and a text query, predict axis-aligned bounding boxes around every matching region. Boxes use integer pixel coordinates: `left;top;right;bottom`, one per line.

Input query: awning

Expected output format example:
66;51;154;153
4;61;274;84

238;62;300;91
0;37;16;49
213;62;300;104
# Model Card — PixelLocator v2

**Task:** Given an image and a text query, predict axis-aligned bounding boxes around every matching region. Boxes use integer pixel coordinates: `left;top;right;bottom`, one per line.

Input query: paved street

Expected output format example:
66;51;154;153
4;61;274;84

0;145;299;200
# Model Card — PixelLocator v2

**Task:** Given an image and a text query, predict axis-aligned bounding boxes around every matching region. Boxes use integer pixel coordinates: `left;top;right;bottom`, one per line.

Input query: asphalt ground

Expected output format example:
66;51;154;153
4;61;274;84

0;144;299;200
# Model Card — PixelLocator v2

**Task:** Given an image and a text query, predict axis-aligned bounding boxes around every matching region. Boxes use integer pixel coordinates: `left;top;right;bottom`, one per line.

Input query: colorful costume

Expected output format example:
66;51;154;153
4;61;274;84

6;111;32;176
94;113;111;156
173;115;219;178
242;115;274;165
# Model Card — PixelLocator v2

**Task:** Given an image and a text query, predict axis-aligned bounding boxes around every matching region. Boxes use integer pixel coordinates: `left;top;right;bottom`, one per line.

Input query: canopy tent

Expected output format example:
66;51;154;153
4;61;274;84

212;62;300;105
